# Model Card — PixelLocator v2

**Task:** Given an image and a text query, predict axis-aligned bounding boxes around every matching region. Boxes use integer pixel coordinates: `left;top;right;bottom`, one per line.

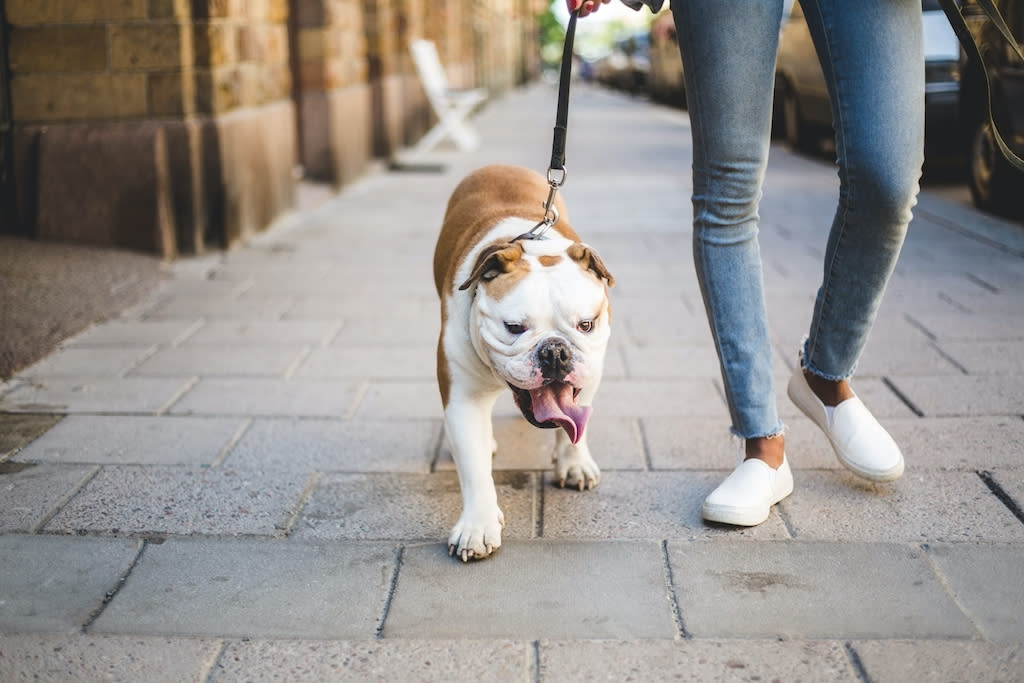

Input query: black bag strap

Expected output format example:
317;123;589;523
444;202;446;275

939;0;1024;171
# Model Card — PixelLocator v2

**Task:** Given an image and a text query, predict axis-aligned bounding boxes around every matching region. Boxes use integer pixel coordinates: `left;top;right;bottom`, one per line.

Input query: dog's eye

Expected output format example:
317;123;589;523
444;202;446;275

577;319;595;333
504;322;527;335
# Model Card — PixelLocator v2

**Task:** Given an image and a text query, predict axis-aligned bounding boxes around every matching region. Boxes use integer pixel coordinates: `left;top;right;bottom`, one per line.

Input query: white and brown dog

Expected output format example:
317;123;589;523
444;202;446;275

434;164;614;561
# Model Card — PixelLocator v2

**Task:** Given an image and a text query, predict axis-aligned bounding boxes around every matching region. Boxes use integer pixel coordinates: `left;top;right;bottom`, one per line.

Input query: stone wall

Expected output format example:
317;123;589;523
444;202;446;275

1;0;544;256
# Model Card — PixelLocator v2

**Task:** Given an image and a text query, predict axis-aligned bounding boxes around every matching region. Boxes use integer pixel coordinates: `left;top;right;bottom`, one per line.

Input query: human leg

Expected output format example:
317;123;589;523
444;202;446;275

671;0;786;449
789;0;924;480
672;0;792;525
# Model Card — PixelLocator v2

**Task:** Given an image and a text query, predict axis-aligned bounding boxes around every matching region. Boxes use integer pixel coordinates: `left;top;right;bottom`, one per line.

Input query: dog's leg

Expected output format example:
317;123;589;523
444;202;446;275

553;430;601;491
444;387;505;561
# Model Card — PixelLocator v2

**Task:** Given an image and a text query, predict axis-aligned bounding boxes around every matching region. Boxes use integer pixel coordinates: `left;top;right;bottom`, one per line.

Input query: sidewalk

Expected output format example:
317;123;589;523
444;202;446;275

2;82;1023;681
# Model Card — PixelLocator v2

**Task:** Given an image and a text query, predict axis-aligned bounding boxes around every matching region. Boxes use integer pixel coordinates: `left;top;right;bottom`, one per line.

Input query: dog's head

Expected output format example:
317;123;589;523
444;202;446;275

459;237;614;443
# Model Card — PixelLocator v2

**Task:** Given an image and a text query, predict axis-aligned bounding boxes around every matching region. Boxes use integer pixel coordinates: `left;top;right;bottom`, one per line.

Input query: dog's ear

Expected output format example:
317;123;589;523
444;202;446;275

459;242;526;291
568;242;615;287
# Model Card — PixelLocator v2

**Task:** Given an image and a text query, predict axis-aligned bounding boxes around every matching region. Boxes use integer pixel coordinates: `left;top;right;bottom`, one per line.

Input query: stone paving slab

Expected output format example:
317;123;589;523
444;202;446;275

891;374;1024;416
885;416;1024;471
782;470;1024;543
180;319;341;346
0;535;142;633
907;311;1024;342
211;639;529;681
143;295;296;320
226;417;439;472
352;381;443;420
129;345;307;377
383;540;677;640
293;346;437;380
924;543;1024;642
0;463;97;532
540;470;790;540
291;471;536;542
852;339;964;377
620;343;724;379
284;295;436;321
330;315;439;347
65;320;201;347
12;415;244;466
91;538;396;639
18;345;156;378
0;633;223;682
434;415;646;472
43;466;312;537
666;540;977;639
596;379;728;418
169;377;360;417
850;639;1024;682
938;340;1024;375
538;639;857;682
0;377;194;414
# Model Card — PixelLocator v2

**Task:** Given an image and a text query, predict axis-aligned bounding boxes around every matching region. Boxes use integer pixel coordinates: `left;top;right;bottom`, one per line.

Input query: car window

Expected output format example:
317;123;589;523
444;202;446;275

922;0;942;11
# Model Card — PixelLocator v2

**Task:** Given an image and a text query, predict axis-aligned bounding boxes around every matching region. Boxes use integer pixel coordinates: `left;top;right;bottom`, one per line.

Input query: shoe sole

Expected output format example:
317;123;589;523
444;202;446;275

701;481;794;527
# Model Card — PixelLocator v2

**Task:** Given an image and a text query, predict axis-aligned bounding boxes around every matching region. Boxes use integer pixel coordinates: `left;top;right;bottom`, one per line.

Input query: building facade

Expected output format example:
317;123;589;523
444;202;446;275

0;0;544;258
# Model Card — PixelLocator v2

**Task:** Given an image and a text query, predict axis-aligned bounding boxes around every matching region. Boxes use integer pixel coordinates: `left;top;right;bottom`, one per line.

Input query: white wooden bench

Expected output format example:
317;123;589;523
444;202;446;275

409;39;487;153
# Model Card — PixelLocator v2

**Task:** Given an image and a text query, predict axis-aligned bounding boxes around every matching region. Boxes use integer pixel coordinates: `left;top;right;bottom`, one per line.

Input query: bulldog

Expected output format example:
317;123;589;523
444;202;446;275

434;164;614;562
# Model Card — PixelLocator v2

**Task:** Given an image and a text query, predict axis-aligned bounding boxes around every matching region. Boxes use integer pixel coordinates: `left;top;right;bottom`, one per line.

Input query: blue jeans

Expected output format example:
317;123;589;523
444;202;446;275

672;0;924;440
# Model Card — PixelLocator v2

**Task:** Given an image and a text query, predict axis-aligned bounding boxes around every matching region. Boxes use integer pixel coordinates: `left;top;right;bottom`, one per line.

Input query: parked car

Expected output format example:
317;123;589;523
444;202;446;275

648;10;686;107
773;1;962;157
593;31;651;94
958;0;1024;218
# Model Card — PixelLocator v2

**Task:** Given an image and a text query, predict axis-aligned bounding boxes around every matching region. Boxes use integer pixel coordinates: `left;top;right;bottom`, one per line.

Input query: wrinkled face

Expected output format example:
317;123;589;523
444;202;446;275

462;237;613;443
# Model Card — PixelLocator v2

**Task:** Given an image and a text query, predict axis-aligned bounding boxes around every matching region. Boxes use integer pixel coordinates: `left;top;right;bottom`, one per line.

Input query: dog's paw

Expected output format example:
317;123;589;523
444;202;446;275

448;506;505;562
554;452;601;491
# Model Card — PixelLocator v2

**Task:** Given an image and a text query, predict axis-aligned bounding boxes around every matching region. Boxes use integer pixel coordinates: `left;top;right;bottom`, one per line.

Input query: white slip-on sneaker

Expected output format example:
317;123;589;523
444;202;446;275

787;365;904;482
702;455;794;527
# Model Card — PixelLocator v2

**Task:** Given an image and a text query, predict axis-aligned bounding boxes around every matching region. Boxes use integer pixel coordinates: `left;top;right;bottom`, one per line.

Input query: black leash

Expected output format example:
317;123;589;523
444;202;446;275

940;0;1024;172
516;8;580;241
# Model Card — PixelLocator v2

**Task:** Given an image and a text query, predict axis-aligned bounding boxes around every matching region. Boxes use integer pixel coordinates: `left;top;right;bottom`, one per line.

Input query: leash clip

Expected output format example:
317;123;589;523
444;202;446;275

514;167;567;242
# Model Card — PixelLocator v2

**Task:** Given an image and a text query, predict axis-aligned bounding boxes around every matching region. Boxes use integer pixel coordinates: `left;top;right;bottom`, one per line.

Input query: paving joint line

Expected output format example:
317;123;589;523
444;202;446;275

660;539;689;639
530;640;541;683
156;376;200;415
881;377;924;417
534;471;545;538
277;471;321;538
374;544;405;639
929;341;970;375
918;541;988;640
977;470;1024;526
199;640;230;683
843;641;874;683
81;537;148;634
211;418;252;467
30;464;102;534
637;417;654;471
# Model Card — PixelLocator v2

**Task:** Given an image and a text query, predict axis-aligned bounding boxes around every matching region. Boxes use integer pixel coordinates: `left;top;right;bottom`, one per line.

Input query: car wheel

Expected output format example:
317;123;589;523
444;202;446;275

969;118;1024;219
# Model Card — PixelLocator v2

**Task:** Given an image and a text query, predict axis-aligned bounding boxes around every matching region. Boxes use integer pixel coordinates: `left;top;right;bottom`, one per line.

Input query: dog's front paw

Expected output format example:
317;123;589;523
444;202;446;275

448;506;505;562
555;451;601;491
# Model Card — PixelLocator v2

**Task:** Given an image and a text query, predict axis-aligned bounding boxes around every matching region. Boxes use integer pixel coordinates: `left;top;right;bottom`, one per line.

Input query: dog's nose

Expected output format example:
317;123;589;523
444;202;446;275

538;338;572;380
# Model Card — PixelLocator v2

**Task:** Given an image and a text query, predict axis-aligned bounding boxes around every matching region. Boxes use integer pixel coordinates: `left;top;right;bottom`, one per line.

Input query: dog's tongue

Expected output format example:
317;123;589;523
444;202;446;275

530;383;592;445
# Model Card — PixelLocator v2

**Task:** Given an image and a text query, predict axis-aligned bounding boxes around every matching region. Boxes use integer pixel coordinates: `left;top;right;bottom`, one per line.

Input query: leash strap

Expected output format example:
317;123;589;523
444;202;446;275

550;8;579;173
940;0;1024;172
516;8;579;242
